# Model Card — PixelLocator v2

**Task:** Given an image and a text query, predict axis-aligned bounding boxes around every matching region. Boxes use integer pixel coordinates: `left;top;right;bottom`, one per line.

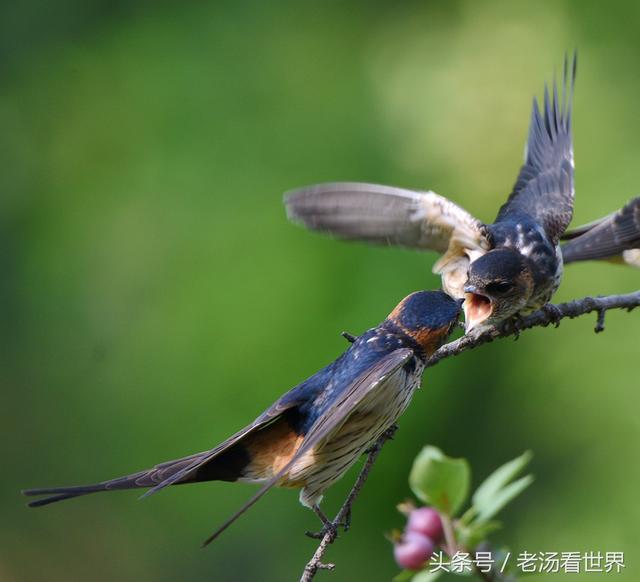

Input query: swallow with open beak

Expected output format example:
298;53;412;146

285;55;579;332
23;290;460;546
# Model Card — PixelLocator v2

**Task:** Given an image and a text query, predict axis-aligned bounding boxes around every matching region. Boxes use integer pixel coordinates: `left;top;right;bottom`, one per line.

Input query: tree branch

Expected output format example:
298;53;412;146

300;291;640;580
426;290;640;369
300;426;397;582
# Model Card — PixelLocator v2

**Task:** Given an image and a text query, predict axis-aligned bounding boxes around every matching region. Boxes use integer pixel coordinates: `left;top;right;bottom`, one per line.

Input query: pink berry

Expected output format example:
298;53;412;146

394;531;434;570
406;507;443;541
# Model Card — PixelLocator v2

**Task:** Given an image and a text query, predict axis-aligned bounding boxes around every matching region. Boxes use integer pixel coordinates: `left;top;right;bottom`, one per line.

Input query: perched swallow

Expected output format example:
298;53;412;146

285;55;577;332
23;290;460;546
561;196;640;267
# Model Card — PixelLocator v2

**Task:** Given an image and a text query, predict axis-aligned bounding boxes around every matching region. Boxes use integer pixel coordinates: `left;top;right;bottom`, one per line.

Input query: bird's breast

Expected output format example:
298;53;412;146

289;362;423;505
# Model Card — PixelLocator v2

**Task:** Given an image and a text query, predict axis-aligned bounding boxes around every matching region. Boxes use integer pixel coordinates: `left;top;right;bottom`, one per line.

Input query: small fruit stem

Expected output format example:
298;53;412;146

440;513;458;557
459;506;478;526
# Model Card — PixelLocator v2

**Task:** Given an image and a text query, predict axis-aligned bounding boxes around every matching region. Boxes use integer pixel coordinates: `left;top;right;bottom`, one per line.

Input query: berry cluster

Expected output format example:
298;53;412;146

393;506;443;570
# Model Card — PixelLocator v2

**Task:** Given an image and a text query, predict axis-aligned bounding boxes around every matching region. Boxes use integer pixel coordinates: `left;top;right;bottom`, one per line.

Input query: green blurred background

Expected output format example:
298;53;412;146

2;1;639;580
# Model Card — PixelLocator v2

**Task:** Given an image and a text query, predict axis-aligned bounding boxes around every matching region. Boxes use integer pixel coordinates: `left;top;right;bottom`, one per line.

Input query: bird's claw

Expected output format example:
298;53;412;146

501;316;525;339
383;423;399;441
308;504;340;541
305;521;339;542
595;308;606;333
542;304;562;328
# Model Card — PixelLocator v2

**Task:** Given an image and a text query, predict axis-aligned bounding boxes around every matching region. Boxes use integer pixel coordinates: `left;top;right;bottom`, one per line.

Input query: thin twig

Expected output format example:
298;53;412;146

300;426;397;582
440;513;458;557
300;290;640;580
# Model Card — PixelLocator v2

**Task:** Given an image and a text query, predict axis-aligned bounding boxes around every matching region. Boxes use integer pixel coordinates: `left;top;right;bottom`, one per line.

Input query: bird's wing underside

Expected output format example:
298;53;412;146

496;53;577;243
561;196;640;265
201;347;414;546
285;182;487;255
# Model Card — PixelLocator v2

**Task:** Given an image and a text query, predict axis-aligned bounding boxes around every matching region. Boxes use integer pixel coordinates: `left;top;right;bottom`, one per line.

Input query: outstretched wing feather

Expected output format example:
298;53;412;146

497;53;577;242
285;182;486;254
562;197;640;263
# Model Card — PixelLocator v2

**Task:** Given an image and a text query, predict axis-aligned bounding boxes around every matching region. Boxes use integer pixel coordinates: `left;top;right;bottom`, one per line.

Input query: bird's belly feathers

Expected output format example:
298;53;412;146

290;365;423;507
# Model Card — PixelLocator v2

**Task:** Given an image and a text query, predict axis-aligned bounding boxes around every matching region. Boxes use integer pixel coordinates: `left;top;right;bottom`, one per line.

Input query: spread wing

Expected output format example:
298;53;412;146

496;53;577;243
284;182;486;254
561;196;640;265
285;182;488;297
201;348;414;546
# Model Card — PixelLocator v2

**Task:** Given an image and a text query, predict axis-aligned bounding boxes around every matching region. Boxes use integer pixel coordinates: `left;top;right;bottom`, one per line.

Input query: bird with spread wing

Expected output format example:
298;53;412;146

285;56;636;331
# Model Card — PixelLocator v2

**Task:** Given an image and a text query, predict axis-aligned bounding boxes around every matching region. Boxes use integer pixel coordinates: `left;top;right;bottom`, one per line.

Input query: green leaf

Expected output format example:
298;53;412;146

409;446;470;516
456;519;502;549
472;451;532;511
475;475;534;523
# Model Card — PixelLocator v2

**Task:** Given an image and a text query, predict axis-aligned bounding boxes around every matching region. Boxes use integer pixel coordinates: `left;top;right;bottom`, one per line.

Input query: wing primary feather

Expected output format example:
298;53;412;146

285;180;489;300
200;471;288;547
284;182;485;255
561;52;568;122
562;197;640;264
543;84;554;139
553;79;564;136
568;51;577;128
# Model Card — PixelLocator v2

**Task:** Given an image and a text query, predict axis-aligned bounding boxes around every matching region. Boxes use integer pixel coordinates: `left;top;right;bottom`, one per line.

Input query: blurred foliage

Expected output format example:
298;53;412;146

2;1;639;581
398;448;533;580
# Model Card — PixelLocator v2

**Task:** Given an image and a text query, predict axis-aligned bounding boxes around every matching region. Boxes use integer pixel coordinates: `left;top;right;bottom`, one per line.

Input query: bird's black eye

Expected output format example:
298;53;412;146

485;281;513;294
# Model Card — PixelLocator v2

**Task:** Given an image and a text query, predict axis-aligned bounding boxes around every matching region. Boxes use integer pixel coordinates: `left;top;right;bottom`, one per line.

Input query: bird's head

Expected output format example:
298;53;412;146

463;249;534;332
387;290;461;357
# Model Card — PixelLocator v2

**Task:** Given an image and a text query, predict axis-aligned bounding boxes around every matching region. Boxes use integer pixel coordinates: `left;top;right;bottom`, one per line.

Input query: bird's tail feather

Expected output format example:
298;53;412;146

26;492;95;507
22;451;212;507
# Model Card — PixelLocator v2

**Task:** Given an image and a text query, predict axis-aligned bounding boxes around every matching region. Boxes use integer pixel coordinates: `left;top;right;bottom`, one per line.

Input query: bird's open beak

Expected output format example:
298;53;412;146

463;285;493;332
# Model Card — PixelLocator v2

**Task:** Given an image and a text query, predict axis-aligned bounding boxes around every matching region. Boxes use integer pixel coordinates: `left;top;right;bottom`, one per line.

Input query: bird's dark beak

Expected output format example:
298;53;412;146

463;285;493;332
